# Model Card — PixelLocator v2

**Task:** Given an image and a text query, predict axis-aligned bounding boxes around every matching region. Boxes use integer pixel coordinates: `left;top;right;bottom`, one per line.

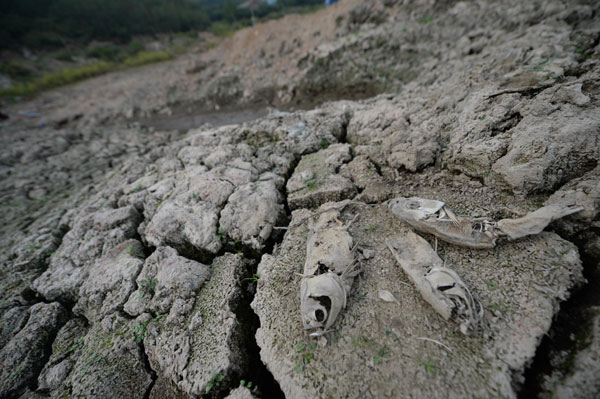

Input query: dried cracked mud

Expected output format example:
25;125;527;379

1;0;599;398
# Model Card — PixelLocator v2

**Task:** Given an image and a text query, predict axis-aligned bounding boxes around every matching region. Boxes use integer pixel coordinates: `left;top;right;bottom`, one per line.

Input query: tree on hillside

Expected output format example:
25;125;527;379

0;0;210;49
223;0;238;22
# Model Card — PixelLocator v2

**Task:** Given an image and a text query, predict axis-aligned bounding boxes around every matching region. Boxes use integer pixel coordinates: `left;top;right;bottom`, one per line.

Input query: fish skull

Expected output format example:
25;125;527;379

388;197;446;221
300;272;346;332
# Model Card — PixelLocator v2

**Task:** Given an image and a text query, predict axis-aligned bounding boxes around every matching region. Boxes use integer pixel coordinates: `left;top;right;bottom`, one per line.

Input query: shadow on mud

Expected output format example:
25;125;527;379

137;86;383;131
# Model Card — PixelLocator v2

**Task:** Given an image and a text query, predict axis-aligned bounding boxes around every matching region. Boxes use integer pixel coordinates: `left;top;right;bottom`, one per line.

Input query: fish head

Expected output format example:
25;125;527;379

300;273;346;333
388;197;446;221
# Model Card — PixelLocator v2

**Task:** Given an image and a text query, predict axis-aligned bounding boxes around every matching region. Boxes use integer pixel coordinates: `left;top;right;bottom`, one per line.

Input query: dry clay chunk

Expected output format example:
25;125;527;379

124;246;210;325
144;201;221;256
32;205;142;302
0;303;67;399
68;313;153;399
287;144;357;210
74;240;145;322
37;318;88;394
143;254;248;396
220;181;286;251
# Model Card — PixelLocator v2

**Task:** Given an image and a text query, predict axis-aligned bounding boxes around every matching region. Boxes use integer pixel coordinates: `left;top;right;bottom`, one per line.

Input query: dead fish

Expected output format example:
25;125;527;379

388;197;582;248
300;205;360;336
387;232;482;335
388;197;497;248
496;202;583;240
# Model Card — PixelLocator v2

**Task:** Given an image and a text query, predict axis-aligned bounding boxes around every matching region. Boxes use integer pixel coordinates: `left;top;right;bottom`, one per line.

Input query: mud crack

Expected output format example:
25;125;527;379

226;260;285;399
519;232;600;397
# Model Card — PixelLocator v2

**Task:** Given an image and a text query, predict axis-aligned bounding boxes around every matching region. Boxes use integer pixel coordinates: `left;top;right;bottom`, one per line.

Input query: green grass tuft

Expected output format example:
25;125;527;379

122;51;172;67
210;21;246;37
0;61;112;98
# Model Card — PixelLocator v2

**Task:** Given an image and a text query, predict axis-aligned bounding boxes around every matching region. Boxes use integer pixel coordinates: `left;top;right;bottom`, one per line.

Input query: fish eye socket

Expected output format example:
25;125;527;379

315;309;325;322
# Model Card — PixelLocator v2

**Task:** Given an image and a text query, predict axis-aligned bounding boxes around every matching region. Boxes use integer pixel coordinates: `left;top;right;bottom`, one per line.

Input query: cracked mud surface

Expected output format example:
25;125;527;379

1;0;600;398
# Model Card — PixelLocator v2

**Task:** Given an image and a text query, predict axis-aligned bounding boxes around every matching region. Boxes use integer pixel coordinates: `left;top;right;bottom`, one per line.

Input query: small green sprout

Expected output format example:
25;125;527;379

304;178;318;189
490;300;509;315
188;192;200;203
534;58;549;71
333;330;341;343
423;359;436;374
70;336;85;353
243;274;261;283
364;224;378;233
129;184;144;194
205;371;224;393
320;138;330;149
133;321;149;343
374;346;389;364
354;292;366;303
384;327;398;340
127;244;142;258
240;379;258;393
42;250;54;262
294;341;317;372
216;226;226;242
140;278;157;298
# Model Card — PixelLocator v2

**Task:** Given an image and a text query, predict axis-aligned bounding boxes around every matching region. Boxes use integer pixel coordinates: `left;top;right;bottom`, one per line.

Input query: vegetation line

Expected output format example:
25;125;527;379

0;50;174;99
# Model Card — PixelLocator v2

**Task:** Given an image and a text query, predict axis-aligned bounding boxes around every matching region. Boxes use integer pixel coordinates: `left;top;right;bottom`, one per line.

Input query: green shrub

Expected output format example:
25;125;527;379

0;61;34;79
37;62;112;89
127;39;144;54
22;31;63;48
122;51;172;67
49;50;74;62
210;21;245;37
85;45;124;62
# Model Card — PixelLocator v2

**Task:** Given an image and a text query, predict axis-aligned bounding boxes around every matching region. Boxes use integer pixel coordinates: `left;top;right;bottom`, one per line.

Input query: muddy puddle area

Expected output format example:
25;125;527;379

137;88;383;131
139;105;272;131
